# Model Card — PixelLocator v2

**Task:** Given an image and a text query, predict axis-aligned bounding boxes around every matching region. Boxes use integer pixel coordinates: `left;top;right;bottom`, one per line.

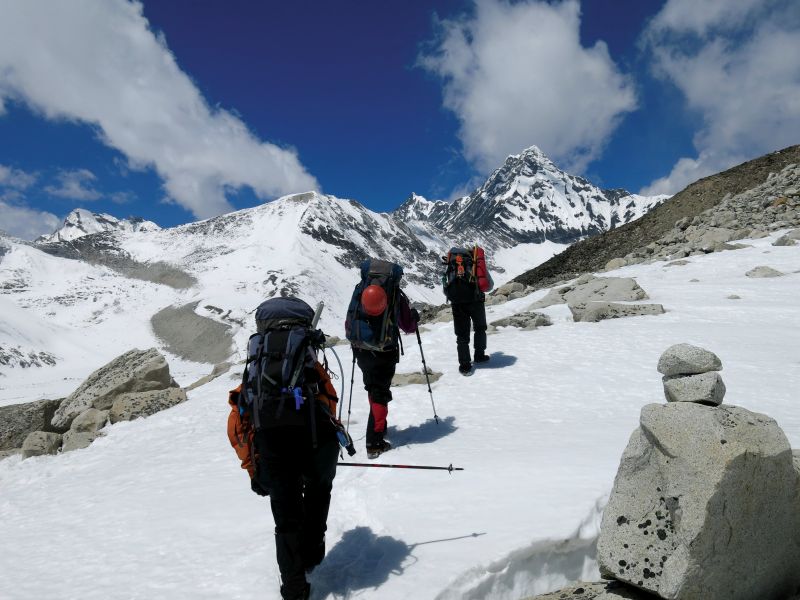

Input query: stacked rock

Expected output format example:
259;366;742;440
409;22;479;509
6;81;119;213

657;343;725;406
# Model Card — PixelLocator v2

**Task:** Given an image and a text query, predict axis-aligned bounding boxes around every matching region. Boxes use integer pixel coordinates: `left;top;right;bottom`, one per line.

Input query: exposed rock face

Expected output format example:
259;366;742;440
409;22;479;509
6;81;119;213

597;402;800;600
108;388;187;423
657;344;722;377
52;348;177;430
489;311;552;331
62;430;99;452
0;399;64;450
569;302;665;323
151;302;233;364
21;431;63;458
745;265;785;278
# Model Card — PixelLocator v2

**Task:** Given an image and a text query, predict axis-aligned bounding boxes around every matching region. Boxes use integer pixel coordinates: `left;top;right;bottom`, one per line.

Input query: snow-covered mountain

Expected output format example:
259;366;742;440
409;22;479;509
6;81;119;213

395;146;668;247
37;208;160;243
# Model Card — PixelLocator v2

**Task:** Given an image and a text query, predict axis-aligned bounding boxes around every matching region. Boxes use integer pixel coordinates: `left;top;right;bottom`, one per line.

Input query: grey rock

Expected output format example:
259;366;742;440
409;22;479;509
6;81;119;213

495;281;524;296
726;294;741;300
773;230;800;246
489;311;552;331
530;277;648;310
657;343;722;376
108;387;187;423
0;448;22;461
21;431;62;458
507;290;527;301
184;361;233;392
569;302;665;323
392;368;442;387
431;309;455;322
605;258;628;270
745;265;785;278
70;408;108;433
597;403;800;600
524;581;655;599
664;260;690;267
52;348;177;430
484;294;507;306
663;372;726;405
323;335;344;347
0;398;64;450
62;430;98;452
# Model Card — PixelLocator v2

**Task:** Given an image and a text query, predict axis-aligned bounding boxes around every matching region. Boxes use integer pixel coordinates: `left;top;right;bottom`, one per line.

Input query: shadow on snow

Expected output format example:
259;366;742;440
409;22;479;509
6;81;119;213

387;415;457;446
476;351;518;369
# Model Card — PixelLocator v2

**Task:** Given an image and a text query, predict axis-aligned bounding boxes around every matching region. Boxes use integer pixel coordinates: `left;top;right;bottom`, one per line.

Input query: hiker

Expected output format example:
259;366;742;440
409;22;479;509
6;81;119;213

227;296;349;600
345;258;419;458
441;246;493;375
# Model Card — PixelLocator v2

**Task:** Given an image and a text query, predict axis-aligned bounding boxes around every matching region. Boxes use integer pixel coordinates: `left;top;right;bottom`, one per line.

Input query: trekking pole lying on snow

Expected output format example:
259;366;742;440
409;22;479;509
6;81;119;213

415;328;439;424
337;462;463;473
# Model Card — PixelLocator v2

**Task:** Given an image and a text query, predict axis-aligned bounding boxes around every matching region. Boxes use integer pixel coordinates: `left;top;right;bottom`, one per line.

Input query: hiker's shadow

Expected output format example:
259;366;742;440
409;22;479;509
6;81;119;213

476;351;517;369
309;526;413;599
387;416;457;446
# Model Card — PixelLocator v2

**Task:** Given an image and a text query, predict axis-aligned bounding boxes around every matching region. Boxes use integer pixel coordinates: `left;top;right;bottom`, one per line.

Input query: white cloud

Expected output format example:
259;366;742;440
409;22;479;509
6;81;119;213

44;169;102;201
418;0;637;174
0;200;61;240
641;0;800;195
0;0;318;219
0;165;37;190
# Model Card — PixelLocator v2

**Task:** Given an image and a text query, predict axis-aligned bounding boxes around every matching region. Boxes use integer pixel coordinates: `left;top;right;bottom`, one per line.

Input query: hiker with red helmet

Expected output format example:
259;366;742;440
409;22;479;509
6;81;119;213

345;258;419;458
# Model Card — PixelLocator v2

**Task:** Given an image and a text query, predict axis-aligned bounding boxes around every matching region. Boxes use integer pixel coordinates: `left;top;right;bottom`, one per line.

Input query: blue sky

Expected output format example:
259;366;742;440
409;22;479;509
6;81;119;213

1;0;798;238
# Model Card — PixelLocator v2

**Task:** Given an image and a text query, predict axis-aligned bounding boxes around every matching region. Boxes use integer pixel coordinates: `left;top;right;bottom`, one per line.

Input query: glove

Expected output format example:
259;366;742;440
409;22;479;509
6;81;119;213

250;477;269;497
410;308;420;323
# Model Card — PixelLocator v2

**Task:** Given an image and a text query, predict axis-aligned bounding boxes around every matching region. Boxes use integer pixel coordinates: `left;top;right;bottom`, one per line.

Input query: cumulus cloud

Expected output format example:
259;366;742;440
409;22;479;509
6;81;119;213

418;0;637;174
0;0;318;219
641;0;800;195
44;169;102;201
0;164;37;190
0;200;61;240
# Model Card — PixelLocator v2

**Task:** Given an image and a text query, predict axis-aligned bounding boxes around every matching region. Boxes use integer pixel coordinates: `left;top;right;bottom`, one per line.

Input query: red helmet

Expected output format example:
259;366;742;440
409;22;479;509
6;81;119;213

361;284;388;317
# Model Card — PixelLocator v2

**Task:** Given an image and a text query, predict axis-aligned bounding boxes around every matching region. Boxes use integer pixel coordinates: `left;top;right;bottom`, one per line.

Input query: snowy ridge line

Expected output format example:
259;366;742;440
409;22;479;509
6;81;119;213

434;497;606;600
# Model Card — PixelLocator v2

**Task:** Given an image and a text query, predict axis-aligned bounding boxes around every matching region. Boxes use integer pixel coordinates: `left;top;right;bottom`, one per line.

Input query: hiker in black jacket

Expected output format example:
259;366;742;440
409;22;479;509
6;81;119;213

442;247;493;374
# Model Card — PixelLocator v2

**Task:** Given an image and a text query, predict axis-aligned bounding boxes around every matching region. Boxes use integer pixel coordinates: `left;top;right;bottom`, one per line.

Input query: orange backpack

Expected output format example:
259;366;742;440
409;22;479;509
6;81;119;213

226;362;339;480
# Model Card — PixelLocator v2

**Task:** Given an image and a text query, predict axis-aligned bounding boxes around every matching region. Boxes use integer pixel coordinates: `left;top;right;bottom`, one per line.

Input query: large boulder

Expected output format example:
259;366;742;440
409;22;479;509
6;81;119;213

0;398;64;450
597;403;800;600
108;387;187;423
531;276;648;310
51;348;177;430
21;431;62;459
745;265;784;278
569;302;665;323
62;430;98;452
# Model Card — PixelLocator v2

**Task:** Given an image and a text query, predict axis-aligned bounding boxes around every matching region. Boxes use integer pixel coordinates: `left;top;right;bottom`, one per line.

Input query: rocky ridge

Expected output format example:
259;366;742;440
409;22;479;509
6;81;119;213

514;145;800;289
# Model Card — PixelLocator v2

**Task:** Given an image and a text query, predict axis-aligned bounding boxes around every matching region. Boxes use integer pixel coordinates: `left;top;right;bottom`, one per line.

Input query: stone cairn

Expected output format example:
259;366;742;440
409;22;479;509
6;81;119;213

527;343;800;600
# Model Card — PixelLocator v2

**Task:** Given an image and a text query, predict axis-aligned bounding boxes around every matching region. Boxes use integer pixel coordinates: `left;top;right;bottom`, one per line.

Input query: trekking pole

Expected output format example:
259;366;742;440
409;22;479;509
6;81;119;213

338;462;463;473
346;348;355;430
415;328;439;424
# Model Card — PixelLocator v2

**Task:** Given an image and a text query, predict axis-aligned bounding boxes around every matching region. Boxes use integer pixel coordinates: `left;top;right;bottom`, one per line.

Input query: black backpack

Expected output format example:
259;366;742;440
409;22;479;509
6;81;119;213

239;297;327;430
345;258;404;351
442;246;480;303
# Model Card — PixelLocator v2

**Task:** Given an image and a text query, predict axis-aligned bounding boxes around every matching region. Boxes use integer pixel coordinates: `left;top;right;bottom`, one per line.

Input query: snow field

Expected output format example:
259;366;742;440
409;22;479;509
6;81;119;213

0;232;798;599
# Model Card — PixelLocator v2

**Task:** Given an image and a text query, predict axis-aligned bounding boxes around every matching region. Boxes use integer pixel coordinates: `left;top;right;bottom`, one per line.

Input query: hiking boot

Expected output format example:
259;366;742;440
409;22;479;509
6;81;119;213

474;353;490;364
366;439;392;459
281;582;310;600
459;363;473;375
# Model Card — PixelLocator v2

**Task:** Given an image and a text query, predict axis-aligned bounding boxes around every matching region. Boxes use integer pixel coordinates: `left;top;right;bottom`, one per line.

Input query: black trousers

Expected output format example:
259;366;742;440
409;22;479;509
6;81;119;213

451;300;487;366
354;348;398;447
255;424;339;598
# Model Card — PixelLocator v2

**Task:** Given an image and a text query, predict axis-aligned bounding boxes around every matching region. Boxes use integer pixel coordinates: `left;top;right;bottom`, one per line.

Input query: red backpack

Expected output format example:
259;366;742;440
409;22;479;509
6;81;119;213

473;246;494;293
